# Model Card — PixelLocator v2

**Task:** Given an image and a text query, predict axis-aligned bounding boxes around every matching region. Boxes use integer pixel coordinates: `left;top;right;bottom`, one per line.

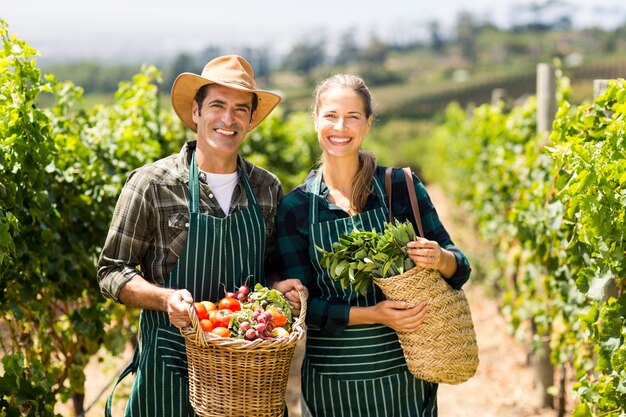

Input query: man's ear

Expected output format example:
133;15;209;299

191;101;199;124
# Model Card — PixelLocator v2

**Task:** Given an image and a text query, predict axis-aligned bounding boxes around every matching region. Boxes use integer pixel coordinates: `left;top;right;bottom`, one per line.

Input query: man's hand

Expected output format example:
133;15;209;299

166;289;194;328
271;279;307;317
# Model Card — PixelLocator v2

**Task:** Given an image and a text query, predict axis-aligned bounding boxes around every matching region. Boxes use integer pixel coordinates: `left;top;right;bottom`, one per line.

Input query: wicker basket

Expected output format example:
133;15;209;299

373;267;478;384
180;291;307;417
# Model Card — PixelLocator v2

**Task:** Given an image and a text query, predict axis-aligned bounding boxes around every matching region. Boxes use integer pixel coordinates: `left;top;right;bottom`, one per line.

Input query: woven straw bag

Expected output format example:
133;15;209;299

180;290;307;417
375;167;479;384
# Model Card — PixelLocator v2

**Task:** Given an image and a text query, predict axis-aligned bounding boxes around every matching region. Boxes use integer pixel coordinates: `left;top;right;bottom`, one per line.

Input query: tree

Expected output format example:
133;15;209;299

429;21;445;54
455;12;477;63
335;30;359;66
281;38;326;77
358;34;388;65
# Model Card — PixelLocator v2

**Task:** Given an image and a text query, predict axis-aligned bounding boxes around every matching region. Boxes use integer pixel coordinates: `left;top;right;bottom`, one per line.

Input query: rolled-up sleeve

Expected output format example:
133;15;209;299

97;170;153;302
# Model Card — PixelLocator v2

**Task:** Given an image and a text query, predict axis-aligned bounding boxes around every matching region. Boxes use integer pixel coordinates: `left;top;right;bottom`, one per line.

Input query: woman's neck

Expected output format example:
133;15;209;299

321;155;361;215
322;156;359;193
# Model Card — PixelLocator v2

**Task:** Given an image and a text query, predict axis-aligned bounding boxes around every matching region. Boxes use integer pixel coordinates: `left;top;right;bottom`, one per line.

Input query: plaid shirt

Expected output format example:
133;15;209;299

274;166;471;333
97;141;283;302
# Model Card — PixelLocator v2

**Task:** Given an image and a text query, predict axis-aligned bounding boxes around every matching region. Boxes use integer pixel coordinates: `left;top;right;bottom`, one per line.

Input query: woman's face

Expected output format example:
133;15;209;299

314;87;372;159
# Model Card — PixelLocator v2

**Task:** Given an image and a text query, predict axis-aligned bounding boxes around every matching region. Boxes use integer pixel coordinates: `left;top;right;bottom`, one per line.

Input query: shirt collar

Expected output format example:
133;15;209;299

176;141;247;186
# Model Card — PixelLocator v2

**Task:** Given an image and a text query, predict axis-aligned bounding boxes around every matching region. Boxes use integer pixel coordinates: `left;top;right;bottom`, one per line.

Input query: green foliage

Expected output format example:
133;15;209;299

0;19;317;415
318;221;416;295
432;69;625;415
242;109;318;192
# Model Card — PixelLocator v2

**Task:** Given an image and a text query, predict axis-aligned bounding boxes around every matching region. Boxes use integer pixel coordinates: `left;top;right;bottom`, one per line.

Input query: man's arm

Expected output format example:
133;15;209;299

118;275;194;328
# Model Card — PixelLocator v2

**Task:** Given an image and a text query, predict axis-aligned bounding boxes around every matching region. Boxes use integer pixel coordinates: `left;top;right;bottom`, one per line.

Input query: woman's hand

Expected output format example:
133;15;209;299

407;237;442;269
407;237;458;278
371;300;429;333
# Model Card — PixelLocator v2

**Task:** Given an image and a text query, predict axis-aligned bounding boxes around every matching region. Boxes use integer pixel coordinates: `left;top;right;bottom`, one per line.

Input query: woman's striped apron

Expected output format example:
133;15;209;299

106;151;266;417
301;172;437;417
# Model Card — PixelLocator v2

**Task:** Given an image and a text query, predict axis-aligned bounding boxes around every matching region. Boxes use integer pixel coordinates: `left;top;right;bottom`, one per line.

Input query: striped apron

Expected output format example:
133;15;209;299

106;151;266;417
301;172;437;417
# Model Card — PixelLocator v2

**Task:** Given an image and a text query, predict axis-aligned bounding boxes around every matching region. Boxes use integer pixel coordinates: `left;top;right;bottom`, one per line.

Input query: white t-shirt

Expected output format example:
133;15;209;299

200;169;239;215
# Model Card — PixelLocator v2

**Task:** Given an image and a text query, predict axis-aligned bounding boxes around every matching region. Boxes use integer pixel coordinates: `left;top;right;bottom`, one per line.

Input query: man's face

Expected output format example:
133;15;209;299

192;84;255;160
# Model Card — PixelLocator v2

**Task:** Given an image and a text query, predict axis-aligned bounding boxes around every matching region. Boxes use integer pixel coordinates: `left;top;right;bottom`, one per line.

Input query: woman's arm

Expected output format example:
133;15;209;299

349;300;429;333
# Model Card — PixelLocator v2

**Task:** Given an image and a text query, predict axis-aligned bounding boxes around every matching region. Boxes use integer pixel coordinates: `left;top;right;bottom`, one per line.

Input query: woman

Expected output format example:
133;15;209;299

275;74;471;416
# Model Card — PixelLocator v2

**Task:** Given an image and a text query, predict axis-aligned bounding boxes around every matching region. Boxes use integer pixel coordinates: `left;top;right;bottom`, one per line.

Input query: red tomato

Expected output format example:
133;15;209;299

266;306;288;328
199;319;214;333
218;297;241;312
209;309;233;328
211;326;231;337
194;302;209;321
201;301;217;312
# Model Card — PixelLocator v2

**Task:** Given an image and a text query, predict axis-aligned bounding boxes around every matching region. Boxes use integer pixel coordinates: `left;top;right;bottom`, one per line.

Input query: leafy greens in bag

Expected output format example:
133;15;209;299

317;220;417;295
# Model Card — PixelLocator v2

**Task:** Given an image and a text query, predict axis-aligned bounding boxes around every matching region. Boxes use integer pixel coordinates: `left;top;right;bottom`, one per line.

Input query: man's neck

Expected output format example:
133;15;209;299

196;151;238;174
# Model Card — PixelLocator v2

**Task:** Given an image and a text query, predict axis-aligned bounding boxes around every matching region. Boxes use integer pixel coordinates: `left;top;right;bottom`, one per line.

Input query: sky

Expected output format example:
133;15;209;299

3;0;626;64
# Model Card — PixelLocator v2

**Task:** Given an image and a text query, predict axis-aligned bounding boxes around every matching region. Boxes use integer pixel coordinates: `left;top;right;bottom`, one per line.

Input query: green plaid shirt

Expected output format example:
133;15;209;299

97;141;283;302
274;167;471;334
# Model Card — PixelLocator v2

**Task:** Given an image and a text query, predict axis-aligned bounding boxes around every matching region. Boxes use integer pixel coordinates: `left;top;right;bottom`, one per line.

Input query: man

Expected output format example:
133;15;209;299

98;55;304;416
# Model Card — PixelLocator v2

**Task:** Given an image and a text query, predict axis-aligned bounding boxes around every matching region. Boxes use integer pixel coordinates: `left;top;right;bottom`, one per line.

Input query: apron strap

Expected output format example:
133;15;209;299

105;346;140;417
237;156;260;208
189;152;260;214
308;169;388;225
188;151;201;214
307;171;323;223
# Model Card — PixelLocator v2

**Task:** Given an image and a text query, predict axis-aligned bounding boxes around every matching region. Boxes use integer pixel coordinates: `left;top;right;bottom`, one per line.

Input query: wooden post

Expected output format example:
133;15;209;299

593;79;609;99
537;63;557;134
491;88;507;106
534;63;556;409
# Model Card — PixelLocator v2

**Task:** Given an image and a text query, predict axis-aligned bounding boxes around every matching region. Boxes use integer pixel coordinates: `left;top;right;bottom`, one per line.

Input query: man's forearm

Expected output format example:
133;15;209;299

118;274;175;311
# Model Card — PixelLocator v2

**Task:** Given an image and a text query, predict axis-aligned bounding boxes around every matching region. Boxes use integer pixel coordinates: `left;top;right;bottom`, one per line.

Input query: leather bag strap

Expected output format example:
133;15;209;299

403;167;425;238
385;167;394;224
384;167;425;238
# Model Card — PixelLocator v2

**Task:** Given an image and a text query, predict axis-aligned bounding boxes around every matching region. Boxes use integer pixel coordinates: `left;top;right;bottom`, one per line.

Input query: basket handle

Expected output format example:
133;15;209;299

294;289;308;327
184;301;209;347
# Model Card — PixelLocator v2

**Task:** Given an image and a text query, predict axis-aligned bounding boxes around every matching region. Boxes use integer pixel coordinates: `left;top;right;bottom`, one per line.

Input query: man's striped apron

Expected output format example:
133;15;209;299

106;151;266;416
301;172;437;417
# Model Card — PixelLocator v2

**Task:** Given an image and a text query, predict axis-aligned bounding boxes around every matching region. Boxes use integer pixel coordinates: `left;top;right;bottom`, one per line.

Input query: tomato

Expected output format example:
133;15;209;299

201;300;217;312
199;318;214;333
266;305;288;328
218;297;241;312
194;302;209;321
209;309;233;328
211;326;231;337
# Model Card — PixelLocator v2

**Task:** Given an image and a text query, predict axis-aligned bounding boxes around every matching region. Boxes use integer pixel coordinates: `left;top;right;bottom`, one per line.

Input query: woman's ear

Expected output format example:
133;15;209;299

366;115;374;132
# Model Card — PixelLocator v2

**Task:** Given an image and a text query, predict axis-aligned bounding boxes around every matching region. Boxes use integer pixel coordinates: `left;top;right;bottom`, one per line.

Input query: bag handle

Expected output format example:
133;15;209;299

385;167;425;238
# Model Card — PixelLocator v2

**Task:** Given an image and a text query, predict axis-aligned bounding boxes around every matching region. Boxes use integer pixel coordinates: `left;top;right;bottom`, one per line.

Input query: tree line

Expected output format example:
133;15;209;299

42;7;626;99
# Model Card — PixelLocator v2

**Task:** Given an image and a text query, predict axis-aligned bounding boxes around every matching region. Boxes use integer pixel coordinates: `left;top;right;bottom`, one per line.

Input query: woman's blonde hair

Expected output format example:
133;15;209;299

313;74;376;213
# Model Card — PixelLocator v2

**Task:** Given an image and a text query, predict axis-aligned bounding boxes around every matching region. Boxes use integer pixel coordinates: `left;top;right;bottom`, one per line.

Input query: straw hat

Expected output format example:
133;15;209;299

171;55;281;131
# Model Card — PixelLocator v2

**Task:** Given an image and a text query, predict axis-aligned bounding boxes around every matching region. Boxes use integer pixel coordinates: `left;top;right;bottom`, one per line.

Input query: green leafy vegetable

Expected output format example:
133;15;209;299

318;221;417;295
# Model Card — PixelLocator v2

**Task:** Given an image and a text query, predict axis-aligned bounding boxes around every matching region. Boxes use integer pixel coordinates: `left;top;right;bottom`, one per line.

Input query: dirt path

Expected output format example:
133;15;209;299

428;184;558;417
69;184;562;417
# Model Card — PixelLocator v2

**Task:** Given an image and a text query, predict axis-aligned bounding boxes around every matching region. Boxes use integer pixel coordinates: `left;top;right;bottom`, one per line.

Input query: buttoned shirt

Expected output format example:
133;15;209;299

275;167;471;334
97;141;283;302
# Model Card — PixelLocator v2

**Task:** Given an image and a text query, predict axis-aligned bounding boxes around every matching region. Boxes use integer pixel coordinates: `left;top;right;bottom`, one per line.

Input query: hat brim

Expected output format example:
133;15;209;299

171;73;282;132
